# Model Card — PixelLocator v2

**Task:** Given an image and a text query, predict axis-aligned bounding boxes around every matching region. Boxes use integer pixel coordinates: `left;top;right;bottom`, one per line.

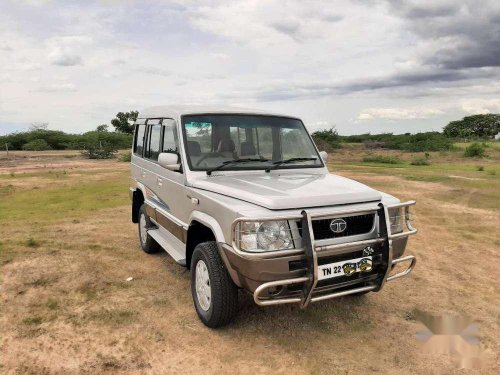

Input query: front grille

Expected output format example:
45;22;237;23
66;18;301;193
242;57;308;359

311;214;375;240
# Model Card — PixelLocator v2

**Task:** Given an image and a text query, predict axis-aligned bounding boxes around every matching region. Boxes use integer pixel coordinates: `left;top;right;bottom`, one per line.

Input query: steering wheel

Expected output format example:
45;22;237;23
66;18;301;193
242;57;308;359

195;152;227;166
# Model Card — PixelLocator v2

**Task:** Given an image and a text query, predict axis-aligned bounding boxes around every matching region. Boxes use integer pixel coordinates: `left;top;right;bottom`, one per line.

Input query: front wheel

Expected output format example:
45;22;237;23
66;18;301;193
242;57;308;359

190;242;238;328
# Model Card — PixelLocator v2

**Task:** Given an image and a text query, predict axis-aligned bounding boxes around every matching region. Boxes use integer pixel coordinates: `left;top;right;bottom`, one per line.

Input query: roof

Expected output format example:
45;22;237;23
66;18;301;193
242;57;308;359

138;105;297;120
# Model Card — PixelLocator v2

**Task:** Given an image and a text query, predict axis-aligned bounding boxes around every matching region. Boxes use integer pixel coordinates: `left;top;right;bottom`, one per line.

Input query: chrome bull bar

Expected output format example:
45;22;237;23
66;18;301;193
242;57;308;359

252;201;417;307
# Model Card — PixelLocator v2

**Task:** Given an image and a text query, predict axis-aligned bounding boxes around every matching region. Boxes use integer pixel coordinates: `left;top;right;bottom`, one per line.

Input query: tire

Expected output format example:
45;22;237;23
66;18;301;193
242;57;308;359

138;204;160;254
190;241;238;328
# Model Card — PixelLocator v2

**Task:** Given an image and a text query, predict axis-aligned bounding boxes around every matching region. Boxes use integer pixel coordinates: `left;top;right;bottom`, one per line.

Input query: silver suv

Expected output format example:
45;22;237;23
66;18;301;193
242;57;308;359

130;106;417;327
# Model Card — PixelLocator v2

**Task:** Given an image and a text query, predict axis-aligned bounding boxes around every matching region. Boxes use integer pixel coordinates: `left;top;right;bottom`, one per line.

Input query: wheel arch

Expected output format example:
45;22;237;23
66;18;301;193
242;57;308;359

186;211;227;271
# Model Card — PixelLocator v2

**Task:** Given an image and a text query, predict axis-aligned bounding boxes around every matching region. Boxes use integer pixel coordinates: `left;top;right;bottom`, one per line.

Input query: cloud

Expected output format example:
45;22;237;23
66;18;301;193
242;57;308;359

357;107;444;121
459;99;500;114
270;19;301;39
0;42;13;51
35;83;77;92
251;67;497;101
46;35;92;66
49;51;83;66
387;0;500;69
137;67;171;76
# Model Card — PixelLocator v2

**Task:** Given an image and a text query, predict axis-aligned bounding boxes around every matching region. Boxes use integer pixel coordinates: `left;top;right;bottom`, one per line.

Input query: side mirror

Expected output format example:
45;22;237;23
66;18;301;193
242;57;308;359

319;151;328;162
158;152;180;171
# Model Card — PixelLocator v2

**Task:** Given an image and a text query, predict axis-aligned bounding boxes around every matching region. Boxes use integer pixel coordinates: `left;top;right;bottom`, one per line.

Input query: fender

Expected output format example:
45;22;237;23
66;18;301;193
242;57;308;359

188;210;226;243
188;210;242;287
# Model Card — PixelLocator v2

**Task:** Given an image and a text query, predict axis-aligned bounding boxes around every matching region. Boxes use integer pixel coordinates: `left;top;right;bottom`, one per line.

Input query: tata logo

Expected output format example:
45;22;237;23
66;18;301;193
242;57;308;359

330;218;347;233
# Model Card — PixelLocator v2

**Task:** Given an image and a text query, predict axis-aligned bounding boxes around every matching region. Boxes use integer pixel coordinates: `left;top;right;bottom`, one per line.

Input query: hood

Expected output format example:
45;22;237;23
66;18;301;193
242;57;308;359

192;172;381;210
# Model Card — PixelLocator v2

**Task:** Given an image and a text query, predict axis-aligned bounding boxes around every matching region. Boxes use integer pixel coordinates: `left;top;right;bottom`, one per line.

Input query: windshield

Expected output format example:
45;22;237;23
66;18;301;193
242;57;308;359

181;114;323;172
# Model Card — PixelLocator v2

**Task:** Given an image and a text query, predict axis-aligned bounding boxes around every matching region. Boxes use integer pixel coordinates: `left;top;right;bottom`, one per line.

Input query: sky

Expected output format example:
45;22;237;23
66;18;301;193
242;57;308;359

1;0;499;135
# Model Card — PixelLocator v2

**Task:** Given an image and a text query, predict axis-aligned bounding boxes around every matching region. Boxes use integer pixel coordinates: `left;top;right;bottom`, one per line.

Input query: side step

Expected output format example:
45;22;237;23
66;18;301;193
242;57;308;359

147;228;186;266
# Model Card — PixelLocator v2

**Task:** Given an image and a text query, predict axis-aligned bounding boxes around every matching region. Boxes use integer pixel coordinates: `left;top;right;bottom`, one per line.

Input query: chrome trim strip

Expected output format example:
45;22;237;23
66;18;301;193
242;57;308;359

307;205;380;220
221;243;304;259
315;238;385;253
145;199;189;230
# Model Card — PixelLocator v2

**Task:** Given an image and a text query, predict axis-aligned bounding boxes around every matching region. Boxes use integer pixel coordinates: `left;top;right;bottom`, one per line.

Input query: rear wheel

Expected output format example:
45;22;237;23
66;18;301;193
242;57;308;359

190;241;238;328
138;204;160;254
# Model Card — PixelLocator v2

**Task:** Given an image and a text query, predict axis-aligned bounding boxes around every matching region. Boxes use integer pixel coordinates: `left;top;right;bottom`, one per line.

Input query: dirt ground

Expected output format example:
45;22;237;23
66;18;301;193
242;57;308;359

1;150;499;374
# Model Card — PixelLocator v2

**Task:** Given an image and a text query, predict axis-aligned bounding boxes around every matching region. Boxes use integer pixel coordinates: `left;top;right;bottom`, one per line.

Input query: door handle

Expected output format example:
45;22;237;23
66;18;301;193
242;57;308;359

157;177;163;187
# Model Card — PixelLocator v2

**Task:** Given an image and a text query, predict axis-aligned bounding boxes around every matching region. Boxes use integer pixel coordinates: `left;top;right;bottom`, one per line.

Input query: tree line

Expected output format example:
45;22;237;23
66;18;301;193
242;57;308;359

0;111;138;151
1;112;498;152
312;114;500;152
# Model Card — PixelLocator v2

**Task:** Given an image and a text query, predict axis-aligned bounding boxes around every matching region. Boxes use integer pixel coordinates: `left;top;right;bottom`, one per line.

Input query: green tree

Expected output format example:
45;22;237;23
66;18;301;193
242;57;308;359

96;124;109;132
443;114;500;139
111;111;138;134
311;127;341;151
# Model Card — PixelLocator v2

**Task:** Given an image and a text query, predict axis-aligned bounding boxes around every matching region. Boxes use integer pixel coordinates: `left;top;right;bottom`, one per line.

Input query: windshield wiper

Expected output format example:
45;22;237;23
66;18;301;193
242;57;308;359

265;157;318;172
206;158;270;175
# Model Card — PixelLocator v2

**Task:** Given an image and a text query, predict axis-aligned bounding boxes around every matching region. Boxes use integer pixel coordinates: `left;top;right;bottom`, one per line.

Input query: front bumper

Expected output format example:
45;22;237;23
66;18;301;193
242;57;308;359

222;201;417;308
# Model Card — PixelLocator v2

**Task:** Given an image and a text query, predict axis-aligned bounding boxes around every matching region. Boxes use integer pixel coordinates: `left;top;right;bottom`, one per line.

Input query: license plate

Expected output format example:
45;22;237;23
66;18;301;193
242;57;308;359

317;256;373;280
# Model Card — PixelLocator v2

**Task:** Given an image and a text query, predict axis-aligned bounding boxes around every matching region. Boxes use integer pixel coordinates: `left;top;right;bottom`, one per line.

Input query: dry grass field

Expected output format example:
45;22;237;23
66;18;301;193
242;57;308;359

1;147;499;374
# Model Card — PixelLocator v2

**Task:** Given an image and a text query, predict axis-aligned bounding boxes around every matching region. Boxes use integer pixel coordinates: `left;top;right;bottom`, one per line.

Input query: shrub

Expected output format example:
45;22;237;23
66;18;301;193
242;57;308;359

410;157;430;166
25;238;40;247
476;165;484;171
119;151;131;162
464;143;485;158
81;143;118;159
362;154;402;164
22;139;51;151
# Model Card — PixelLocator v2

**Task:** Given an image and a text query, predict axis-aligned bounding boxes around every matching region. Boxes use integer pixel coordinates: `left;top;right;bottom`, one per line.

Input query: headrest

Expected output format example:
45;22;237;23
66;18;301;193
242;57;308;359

240;141;256;156
217;139;235;153
187;141;201;156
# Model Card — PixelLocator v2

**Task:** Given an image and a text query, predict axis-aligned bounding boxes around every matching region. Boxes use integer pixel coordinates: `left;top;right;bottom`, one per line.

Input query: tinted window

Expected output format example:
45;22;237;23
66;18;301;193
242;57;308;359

163;121;178;153
146;124;162;160
134;124;146;156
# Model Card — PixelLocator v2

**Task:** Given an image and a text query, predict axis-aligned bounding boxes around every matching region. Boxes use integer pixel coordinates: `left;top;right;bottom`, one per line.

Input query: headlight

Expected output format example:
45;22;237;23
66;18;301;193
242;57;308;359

237;220;294;252
388;207;403;233
388;206;414;234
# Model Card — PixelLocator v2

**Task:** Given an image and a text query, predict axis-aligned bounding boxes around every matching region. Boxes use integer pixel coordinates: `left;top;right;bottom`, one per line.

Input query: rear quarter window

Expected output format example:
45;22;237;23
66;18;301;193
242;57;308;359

134;124;146;156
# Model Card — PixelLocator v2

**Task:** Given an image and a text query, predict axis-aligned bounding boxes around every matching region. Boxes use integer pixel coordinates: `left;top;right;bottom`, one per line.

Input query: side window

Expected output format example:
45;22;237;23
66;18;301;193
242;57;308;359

162;120;178;153
146;124;162;161
134;124;146;156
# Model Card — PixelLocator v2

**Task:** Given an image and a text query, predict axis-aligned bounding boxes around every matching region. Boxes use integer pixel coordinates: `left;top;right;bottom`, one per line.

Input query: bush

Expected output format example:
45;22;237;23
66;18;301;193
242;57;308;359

464;143;485;158
476;165;484;171
311;128;341;152
362;154;402;164
119;151;131;162
410;157;430;166
81;143;118;159
22;139;52;151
